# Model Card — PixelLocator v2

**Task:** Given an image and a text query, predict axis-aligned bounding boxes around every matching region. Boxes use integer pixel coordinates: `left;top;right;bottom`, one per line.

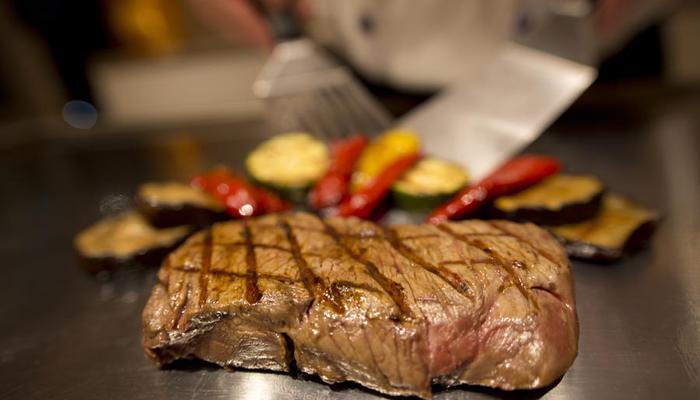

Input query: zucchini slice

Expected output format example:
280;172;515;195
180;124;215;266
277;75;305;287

391;158;469;211
491;174;605;225
74;211;192;273
136;182;227;228
245;133;329;202
549;194;659;263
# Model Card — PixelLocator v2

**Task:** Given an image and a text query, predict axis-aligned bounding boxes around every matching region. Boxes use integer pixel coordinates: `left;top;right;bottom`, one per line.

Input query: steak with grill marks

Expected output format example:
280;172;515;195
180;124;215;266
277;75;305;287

142;212;578;398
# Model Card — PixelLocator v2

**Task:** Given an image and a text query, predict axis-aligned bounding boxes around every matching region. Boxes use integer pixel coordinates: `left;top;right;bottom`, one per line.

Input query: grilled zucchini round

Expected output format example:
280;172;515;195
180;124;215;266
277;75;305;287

391;158;469;211
246;133;329;203
491;174;605;225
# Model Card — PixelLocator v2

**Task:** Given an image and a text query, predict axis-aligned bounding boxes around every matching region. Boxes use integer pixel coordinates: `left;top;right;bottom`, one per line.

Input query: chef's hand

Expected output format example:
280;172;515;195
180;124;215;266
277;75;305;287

189;0;310;50
593;0;637;39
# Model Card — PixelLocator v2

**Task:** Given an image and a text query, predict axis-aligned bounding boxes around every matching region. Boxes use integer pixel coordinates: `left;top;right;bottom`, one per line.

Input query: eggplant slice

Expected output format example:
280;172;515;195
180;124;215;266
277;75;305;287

549;194;659;263
136;182;228;228
74;211;192;273
491;174;605;225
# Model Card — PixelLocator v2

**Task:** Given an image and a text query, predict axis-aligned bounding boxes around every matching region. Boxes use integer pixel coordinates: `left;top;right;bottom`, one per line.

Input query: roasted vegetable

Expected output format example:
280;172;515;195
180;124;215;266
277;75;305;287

192;166;290;218
351;129;420;191
309;135;368;210
135;182;227;228
427;155;561;224
74;211;191;273
490;174;604;225
246;133;329;202
391;158;469;211
549;194;659;263
338;152;420;219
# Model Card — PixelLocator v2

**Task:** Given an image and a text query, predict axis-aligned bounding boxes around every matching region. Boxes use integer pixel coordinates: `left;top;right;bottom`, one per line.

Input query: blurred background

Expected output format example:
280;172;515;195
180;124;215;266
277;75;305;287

0;0;699;148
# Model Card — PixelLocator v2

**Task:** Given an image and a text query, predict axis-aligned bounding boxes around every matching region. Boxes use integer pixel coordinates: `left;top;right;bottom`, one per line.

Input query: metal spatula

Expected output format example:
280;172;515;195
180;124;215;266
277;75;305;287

398;8;597;180
253;5;392;139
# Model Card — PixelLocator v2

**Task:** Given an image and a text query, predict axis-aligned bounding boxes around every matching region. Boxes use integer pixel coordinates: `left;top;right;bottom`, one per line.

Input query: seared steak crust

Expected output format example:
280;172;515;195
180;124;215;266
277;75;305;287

143;212;578;398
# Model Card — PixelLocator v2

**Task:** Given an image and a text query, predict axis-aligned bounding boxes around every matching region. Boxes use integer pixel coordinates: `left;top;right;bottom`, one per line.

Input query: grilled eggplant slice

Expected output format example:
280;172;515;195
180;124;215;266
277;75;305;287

74;211;192;273
246;133;329;203
549;194;659;263
491;174;605;225
136;182;227;228
391;158;469;211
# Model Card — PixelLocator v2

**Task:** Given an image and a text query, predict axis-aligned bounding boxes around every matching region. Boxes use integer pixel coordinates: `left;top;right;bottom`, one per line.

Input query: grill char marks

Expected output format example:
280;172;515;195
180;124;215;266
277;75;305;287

437;223;536;306
486;221;560;266
382;226;473;299
242;222;262;304
322;220;415;321
170;265;296;285
142;213;578;399
198;230;213;308
278;217;344;314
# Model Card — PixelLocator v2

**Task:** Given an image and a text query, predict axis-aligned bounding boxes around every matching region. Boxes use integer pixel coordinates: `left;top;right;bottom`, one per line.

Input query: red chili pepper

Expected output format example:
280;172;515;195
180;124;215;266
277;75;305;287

309;135;368;210
254;187;292;213
191;166;290;217
338;152;420;219
427;155;561;224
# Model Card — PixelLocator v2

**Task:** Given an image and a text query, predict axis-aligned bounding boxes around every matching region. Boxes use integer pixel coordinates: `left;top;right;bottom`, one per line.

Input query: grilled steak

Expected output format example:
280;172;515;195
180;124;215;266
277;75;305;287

143;212;578;398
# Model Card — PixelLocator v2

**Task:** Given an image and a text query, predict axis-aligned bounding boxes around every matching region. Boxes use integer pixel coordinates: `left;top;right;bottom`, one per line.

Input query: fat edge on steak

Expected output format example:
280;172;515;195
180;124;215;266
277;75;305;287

142;212;578;399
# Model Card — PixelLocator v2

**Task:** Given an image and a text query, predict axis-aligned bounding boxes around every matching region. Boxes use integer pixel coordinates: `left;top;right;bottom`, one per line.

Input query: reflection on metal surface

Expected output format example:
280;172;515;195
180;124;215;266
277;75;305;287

236;373;289;400
653;113;700;389
99;193;131;216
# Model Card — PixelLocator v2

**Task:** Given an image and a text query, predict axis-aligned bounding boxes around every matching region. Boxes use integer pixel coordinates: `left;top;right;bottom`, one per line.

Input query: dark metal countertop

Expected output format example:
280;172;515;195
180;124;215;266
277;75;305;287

1;90;698;400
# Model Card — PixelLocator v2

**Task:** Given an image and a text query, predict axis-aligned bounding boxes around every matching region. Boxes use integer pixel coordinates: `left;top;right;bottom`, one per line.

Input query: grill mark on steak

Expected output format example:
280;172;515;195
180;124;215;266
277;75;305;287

240;242;290;252
172;281;192;330
182;242;291;253
382;227;474;300
487;221;559;266
437;224;537;309
171;265;298;284
437;258;497;267
162;257;188;330
197;230;213;308
251;223;391;240
169;264;380;296
331;280;382;294
278;217;344;314
242;221;262;304
322;220;414;321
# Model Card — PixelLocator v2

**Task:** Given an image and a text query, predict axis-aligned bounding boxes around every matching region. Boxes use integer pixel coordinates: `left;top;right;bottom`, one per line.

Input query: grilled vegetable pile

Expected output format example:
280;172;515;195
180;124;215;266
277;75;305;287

74;129;659;272
426;155;658;263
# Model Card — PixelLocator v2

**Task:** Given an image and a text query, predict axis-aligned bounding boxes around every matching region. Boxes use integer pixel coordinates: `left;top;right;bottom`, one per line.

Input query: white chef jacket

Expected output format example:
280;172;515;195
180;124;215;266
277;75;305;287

306;0;673;91
307;0;517;91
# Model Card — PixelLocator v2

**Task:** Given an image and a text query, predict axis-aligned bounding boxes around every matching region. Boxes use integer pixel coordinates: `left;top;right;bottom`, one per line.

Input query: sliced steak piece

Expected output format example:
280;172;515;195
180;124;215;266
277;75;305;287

142;212;578;398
